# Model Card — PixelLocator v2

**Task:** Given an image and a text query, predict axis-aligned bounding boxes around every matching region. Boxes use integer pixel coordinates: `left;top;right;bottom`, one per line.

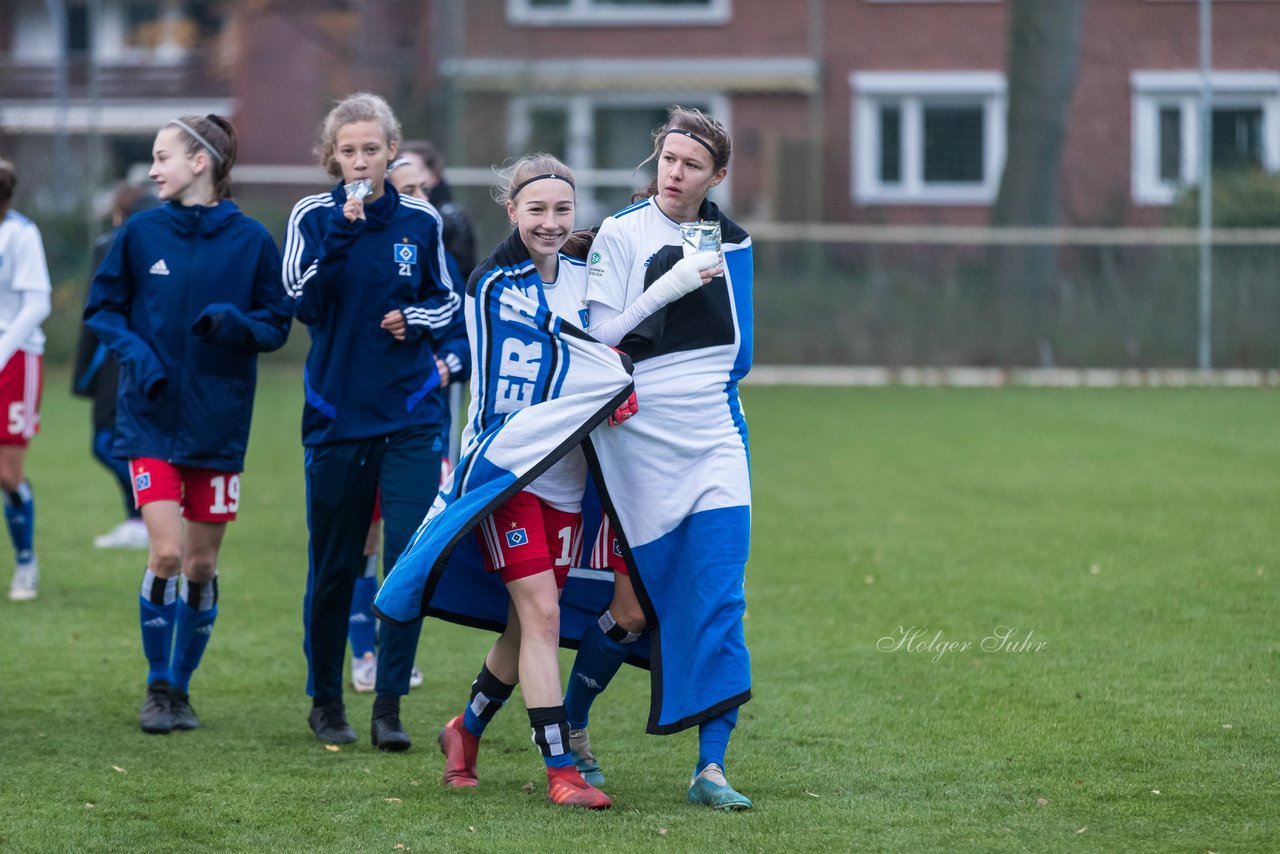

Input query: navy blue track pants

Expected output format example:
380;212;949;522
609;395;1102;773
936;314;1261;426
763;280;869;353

302;423;442;702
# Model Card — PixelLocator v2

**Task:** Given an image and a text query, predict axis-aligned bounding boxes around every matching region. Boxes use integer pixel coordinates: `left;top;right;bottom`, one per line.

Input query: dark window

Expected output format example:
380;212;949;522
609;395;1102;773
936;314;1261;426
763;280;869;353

528;109;569;160
922;105;984;183
879;105;901;184
1159;106;1181;182
1212;107;1264;171
593;106;668;170
67;3;92;55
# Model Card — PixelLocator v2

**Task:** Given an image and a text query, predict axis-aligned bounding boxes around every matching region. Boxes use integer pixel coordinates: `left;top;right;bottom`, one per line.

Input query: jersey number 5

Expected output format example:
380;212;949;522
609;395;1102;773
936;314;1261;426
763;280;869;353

7;402;26;435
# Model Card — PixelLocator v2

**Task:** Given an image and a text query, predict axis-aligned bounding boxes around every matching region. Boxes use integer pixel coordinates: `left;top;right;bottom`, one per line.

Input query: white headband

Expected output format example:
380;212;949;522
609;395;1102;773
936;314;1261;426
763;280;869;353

171;119;225;165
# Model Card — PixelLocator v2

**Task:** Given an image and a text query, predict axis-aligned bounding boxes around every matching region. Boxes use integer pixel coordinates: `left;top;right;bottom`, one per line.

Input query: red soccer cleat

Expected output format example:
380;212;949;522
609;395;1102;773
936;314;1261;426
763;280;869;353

546;765;612;809
438;715;480;787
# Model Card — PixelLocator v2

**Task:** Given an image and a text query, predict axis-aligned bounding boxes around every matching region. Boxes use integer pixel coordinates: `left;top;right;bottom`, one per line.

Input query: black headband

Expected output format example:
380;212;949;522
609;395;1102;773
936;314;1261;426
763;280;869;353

511;173;575;199
667;129;717;160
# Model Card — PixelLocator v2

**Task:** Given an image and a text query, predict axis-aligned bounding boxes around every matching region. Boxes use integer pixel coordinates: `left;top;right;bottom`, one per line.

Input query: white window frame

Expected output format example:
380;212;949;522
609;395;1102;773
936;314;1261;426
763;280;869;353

1131;71;1280;206
508;0;730;27
10;0;199;63
851;71;1006;205
509;92;730;224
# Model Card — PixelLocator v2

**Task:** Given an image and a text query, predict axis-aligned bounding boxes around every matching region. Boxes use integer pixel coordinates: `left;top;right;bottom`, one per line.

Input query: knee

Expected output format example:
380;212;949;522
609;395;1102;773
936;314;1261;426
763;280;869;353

150;546;182;577
610;600;647;634
183;552;217;584
521;596;561;642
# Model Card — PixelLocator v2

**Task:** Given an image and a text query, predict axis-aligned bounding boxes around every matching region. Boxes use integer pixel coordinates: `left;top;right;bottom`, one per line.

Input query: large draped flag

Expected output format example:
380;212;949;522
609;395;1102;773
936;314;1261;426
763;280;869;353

579;209;754;734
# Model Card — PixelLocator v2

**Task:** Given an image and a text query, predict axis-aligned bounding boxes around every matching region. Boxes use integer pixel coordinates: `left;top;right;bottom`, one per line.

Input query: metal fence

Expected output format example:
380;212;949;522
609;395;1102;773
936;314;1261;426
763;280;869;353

748;224;1280;369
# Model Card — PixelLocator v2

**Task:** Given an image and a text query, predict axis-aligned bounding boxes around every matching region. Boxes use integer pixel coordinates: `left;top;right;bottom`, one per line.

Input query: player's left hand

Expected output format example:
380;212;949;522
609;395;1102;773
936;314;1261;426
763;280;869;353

435;357;451;386
608;390;638;426
381;309;407;340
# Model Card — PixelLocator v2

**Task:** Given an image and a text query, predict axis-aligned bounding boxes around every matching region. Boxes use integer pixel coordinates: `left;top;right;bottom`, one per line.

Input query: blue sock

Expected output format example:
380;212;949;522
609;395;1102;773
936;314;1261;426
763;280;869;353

529;706;574;769
4;481;35;565
697;707;739;774
347;556;378;658
169;575;219;694
462;663;514;738
564;611;638;730
139;570;177;685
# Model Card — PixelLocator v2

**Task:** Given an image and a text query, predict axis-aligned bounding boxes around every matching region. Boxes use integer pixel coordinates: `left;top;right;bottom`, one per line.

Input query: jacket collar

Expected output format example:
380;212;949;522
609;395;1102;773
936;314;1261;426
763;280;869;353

160;199;240;237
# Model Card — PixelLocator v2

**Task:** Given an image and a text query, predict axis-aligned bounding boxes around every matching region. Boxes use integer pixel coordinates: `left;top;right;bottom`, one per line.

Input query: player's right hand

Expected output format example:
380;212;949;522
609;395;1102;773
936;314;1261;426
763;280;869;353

608;390;638;427
651;250;722;305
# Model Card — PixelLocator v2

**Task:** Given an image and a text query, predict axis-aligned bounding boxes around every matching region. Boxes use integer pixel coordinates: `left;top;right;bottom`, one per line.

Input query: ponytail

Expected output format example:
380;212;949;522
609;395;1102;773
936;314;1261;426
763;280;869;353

168;114;237;201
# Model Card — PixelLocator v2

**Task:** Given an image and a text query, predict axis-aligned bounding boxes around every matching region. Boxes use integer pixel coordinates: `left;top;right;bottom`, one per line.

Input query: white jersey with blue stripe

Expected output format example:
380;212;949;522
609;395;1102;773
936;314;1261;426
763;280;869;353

586;196;679;315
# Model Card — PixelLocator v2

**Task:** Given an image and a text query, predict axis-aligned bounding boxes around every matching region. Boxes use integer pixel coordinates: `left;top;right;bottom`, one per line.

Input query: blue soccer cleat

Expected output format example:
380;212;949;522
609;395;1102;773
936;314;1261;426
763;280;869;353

687;763;752;811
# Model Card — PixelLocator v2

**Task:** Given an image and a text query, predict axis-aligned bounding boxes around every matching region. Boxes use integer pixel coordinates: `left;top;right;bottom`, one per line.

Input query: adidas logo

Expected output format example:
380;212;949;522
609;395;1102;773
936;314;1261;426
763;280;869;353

195;625;214;636
142;617;169;628
149;258;171;276
575;674;602;691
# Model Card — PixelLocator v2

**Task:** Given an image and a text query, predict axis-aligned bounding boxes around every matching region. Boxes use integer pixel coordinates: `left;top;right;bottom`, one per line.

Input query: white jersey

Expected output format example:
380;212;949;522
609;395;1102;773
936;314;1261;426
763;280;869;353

0;211;51;355
520;252;591;513
587;196;681;314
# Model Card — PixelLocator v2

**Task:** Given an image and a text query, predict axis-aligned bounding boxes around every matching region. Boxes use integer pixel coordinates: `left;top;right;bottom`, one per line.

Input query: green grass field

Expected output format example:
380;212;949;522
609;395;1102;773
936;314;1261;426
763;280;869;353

1;368;1276;852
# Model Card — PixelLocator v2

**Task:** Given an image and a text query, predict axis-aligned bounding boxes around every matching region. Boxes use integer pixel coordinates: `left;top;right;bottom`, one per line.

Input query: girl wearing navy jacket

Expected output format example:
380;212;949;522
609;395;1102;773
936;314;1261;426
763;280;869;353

283;93;459;749
85;115;291;734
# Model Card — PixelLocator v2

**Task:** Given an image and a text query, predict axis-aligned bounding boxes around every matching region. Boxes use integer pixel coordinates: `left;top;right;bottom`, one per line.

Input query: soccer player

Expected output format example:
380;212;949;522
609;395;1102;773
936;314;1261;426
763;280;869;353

0;158;52;602
284;93;459;749
84;115;292;732
433;153;719;809
345;155;468;696
565;107;756;810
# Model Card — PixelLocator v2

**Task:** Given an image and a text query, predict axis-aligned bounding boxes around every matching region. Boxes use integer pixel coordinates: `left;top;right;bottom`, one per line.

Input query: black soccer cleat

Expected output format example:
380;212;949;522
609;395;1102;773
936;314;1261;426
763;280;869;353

140;680;174;734
169;690;200;731
309;701;357;745
373;706;412;752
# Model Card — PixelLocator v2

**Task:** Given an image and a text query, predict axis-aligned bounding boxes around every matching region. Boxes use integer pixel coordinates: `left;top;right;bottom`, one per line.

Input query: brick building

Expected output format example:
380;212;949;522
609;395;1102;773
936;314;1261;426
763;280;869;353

2;0;1278;234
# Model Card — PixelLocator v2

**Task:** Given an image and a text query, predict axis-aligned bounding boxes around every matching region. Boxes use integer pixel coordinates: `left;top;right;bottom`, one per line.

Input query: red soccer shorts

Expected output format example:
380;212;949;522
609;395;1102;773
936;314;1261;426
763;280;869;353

130;458;241;523
476;491;583;588
0;352;42;446
589;512;630;576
